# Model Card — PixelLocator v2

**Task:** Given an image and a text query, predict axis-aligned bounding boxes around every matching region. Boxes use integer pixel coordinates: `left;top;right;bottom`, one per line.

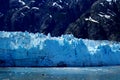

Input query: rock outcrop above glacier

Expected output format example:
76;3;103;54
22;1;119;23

0;0;120;41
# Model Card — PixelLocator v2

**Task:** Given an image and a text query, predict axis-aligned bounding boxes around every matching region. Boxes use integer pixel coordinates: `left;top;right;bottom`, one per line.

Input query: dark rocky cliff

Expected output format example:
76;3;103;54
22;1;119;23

0;0;120;41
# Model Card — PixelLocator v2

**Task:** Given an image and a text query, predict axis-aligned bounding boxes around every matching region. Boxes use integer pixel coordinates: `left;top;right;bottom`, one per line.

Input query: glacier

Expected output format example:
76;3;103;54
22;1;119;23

0;31;120;67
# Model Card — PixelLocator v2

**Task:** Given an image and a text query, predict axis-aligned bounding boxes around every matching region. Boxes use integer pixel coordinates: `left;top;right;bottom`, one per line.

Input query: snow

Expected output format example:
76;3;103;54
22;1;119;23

106;0;116;2
0;31;120;67
85;17;99;23
106;0;112;2
104;15;111;19
59;0;62;3
107;9;116;16
106;0;116;5
98;14;111;19
31;7;39;10
18;0;26;5
52;2;63;9
100;3;104;6
20;6;30;10
49;15;52;18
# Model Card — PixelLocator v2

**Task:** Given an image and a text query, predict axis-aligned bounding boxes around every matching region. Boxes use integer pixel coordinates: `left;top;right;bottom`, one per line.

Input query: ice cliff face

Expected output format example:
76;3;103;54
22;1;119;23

0;31;120;67
1;0;120;41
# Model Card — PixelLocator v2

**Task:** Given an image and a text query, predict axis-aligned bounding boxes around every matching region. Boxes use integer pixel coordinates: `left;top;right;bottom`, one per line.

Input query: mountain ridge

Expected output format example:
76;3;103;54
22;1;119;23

0;0;120;41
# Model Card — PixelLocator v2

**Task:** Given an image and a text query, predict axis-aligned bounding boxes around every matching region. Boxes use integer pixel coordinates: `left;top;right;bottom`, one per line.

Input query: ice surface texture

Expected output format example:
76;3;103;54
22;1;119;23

0;31;120;67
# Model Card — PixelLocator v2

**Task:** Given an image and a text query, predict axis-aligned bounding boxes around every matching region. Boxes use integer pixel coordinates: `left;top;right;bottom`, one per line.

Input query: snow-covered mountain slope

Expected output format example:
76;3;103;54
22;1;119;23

0;31;120;67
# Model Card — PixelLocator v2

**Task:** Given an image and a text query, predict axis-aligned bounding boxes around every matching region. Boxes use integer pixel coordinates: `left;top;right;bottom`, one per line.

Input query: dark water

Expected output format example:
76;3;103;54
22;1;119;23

0;66;120;80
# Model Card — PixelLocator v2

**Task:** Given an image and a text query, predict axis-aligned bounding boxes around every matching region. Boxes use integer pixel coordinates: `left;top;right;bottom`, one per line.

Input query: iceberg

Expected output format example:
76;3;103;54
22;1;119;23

0;31;120;67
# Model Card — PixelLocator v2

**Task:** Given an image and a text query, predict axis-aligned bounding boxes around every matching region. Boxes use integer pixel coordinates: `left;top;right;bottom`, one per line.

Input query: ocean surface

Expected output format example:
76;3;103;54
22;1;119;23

0;66;120;80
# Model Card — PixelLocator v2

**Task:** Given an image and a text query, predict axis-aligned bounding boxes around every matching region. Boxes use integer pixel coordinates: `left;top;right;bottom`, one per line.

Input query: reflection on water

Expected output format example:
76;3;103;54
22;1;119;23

0;66;120;80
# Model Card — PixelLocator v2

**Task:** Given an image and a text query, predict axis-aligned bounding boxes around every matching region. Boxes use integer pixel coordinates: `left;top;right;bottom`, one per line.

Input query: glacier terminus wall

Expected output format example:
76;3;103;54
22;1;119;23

0;31;120;67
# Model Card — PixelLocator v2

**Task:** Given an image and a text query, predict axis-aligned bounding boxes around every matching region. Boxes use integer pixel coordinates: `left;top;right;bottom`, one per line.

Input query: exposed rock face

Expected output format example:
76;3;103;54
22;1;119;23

66;0;120;41
0;0;120;41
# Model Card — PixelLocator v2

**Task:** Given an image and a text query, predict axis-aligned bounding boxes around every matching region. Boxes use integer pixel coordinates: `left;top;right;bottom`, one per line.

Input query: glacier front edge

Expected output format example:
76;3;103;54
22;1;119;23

0;31;120;67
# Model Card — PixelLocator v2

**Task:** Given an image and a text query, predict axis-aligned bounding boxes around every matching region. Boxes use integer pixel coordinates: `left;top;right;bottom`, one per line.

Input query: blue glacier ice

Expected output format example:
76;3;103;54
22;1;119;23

0;31;120;67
